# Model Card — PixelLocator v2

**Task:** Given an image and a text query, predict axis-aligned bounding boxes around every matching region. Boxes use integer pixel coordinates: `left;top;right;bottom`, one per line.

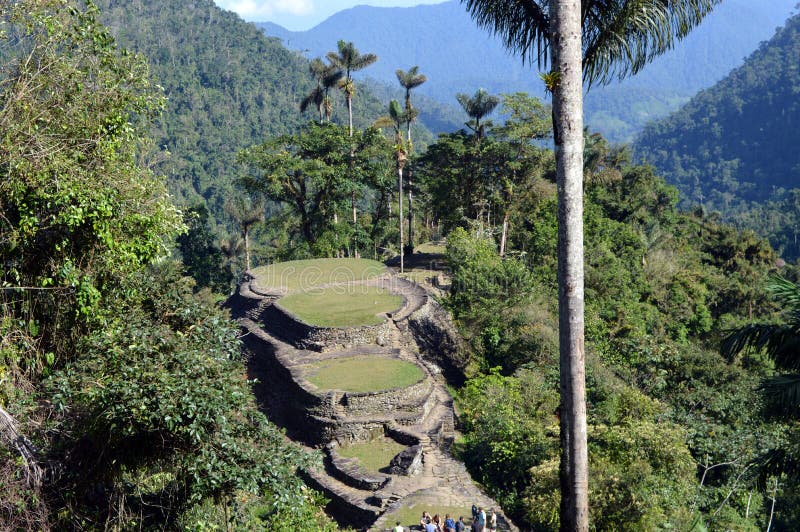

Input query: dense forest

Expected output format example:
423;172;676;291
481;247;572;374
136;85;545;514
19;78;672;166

94;0;435;233
3;0;800;530
635;11;800;260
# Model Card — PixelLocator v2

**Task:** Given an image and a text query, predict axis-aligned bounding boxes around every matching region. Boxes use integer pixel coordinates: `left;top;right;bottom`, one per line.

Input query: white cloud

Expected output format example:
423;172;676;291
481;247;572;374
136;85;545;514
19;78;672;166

216;0;315;19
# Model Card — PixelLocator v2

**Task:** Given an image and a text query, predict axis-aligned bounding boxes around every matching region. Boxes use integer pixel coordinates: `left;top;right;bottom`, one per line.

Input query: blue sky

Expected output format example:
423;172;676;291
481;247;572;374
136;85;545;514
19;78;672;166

213;0;448;30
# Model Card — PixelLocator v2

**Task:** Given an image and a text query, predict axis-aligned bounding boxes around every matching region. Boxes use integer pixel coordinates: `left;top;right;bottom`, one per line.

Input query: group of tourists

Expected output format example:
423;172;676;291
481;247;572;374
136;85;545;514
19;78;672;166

392;505;497;532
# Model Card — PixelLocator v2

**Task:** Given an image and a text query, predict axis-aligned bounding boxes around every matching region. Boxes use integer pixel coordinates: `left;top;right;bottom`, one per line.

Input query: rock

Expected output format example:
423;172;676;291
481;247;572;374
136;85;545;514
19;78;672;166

389;444;423;476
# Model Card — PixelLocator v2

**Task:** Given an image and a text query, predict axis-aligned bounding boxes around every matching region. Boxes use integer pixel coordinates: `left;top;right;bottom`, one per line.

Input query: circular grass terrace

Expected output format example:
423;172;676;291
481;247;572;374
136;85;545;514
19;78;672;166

306;356;424;393
251;258;387;292
278;285;403;327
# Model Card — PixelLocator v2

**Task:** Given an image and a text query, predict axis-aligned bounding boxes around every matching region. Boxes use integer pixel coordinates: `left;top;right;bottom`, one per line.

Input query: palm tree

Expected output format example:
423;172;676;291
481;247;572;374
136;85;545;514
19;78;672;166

396;66;427;253
327;41;377;250
326;40;378;137
461;1;720;529
456;88;499;140
374;100;415;273
301;58;343;123
224;197;264;272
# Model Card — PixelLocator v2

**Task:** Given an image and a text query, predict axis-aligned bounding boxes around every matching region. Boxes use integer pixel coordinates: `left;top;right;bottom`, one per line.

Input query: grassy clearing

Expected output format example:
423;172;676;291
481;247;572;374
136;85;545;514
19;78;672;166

415;241;447;255
278;285;402;327
336;436;406;474
382;501;475;529
306;356;423;392
251;258;387;291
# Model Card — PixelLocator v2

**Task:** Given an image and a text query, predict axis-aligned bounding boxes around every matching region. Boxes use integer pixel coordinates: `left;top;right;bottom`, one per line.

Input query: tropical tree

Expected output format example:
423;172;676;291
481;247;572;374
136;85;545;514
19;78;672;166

396;66;427;250
225;196;265;272
326;40;378;137
461;0;721;528
456;88;500;140
301;58;343;123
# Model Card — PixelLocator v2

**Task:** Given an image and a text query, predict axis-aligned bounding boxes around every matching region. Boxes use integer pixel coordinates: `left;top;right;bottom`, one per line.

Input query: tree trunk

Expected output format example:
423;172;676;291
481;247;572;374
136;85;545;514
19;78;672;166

500;211;509;257
398;162;405;273
551;0;589;530
244;226;251;271
407;166;414;252
347;94;354;137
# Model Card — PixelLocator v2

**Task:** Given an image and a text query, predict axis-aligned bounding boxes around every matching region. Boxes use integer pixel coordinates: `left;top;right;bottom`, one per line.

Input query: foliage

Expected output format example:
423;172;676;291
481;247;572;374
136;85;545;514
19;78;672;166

239;122;395;258
177;205;230;293
440;113;792;527
0;3;332;529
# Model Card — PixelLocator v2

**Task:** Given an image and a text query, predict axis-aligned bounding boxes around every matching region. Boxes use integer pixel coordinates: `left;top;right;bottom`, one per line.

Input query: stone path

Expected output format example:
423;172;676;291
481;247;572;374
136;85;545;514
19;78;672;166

228;268;517;531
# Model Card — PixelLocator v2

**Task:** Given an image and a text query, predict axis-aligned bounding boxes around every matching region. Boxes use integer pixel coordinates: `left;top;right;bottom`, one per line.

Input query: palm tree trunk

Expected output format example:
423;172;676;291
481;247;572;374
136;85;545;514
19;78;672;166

407;166;414;252
398;163;404;273
500;211;509;257
244;226;251;272
347;93;354;137
551;0;589;530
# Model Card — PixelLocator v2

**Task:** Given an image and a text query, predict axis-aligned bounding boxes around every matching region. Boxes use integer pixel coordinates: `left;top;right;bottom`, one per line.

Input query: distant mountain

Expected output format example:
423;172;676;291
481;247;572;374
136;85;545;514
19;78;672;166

259;0;797;142
634;12;800;260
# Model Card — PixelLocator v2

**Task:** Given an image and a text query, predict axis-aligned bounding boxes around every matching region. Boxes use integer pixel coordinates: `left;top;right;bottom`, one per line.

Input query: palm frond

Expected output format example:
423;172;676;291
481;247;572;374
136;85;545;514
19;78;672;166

761;374;800;419
396;66;427;90
300;87;323;113
461;0;720;86
462;0;551;69
721;323;797;364
583;0;721;86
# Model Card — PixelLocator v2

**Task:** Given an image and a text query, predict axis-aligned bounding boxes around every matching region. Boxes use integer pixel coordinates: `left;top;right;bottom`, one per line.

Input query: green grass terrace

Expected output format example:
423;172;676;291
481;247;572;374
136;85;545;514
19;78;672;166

251;258;388;292
306;356;424;392
278;285;403;327
336;435;406;474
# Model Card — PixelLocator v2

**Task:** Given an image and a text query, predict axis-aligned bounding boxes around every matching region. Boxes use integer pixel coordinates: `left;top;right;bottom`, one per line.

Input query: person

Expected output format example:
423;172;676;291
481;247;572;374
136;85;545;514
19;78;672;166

471;518;482;532
455;516;466;532
488;509;497;531
420;511;431;529
393;520;405;532
425;519;438;532
444;514;456;532
471;505;478;523
476;507;486;532
433;514;442;532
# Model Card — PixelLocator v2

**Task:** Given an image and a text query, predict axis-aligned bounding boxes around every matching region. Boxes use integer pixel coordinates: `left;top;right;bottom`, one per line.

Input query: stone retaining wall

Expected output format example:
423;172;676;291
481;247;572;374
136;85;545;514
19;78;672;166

338;377;431;417
326;443;391;491
258;300;396;352
407;297;469;385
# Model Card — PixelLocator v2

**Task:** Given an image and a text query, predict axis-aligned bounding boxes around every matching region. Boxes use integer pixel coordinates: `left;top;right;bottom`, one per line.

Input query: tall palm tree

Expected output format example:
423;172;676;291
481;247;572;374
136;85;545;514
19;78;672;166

327;40;377;249
301;58;343;123
396;66;427;253
461;1;720;529
375;100;415;273
456;88;500;141
326;40;378;137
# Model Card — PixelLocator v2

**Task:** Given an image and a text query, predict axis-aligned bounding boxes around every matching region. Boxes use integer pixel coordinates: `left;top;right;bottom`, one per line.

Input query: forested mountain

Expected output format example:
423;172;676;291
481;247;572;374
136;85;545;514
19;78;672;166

259;0;797;142
94;0;430;226
635;11;800;260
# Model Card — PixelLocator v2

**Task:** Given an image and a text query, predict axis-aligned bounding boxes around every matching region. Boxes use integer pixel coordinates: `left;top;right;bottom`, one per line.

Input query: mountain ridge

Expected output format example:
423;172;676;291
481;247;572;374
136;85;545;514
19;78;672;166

259;0;797;142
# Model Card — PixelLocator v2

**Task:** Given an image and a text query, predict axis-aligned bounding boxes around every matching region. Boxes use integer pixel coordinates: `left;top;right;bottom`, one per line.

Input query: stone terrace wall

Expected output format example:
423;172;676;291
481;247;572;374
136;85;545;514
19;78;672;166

259;300;396;352
408;297;469;384
337;375;431;417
